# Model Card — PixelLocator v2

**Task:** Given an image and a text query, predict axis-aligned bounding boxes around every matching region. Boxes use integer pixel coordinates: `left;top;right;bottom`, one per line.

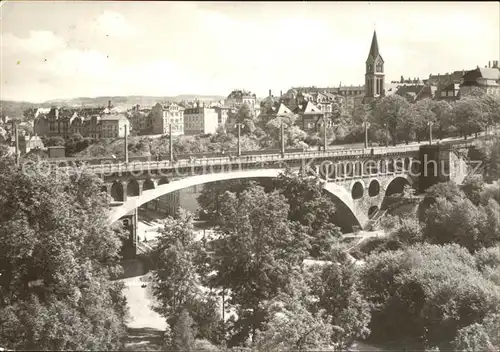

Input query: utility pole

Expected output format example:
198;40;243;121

428;121;434;145
169;123;174;162
124;124;129;163
237;123;241;157
364;121;370;149
384;124;389;147
14;122;19;167
323;117;328;152
281;123;285;157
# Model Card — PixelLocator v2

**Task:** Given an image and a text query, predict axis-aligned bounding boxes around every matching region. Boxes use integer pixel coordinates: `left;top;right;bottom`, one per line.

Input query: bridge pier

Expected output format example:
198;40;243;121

137;180;144;196
119;208;138;259
121;181;128;201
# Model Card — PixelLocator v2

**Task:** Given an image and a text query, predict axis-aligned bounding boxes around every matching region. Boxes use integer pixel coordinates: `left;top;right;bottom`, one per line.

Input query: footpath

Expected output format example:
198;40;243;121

120;260;166;351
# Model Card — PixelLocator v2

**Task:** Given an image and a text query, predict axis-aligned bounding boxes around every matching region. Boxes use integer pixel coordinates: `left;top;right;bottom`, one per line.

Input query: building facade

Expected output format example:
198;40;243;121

460;65;500;97
128;105;153;135
151;103;185;136
100;114;130;138
34;110;130;139
295;101;324;132
213;106;230;127
183;105;219;135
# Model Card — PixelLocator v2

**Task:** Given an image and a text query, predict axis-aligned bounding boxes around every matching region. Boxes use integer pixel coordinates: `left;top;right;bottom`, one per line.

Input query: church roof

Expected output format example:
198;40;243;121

366;30;383;63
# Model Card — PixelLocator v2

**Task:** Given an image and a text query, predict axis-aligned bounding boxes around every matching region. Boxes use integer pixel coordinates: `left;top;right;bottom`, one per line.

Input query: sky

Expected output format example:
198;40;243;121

1;1;499;103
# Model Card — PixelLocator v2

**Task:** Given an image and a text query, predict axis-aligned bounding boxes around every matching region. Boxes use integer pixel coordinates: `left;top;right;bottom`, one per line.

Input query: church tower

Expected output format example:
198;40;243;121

364;30;385;103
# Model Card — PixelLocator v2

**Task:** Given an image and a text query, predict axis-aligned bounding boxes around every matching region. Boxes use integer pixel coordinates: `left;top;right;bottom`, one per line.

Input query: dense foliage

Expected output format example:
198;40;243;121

0;149;128;350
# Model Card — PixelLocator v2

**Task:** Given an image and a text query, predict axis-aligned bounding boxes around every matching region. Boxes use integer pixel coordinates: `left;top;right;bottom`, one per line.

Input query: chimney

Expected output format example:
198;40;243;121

280;90;282;97
489;61;491;68
108;100;112;109
493;61;499;68
269;89;272;97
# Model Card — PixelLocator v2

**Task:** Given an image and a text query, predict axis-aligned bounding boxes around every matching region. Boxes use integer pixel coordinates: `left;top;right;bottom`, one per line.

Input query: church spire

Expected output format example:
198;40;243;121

368;30;379;61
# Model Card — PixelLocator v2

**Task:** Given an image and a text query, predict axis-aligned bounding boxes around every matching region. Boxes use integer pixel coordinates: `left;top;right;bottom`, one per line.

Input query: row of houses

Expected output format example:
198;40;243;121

33;108;130;139
128;101;231;136
387;61;500;102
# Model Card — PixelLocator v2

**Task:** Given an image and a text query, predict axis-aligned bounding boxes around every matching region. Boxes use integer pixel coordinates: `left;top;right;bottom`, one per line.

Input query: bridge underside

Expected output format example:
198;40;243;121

107;167;414;233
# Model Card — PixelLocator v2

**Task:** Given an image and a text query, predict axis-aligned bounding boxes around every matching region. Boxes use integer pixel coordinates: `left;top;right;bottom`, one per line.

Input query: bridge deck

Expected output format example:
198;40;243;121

60;145;422;174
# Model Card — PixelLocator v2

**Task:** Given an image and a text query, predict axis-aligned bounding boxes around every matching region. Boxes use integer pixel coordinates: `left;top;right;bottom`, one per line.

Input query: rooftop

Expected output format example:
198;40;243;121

100;114;129;121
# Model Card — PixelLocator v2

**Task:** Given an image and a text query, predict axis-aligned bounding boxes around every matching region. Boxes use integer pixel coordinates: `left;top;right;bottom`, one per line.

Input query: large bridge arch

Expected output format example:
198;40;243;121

108;169;361;227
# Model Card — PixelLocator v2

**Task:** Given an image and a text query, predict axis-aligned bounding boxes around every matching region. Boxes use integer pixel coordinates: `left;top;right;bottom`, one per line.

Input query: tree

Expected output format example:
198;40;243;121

42;135;65;147
308;260;371;348
461;175;486;205
430;100;454;139
451;96;487;138
371;95;412;145
201;184;309;346
171;309;197;352
151;210;224;346
452;323;493;352
273;171;342;258
390;214;423;245
151;210;201;319
360;243;500;348
424;196;487;252
265;114;307;149
412;99;438;143
255;293;334;351
197;180;257;219
0;154;128;350
418;181;465;221
226;104;255;135
487;139;500;181
480;94;500;130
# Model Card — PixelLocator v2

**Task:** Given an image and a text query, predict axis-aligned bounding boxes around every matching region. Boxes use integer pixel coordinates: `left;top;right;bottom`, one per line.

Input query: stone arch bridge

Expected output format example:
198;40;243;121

59;143;470;257
89;146;425;229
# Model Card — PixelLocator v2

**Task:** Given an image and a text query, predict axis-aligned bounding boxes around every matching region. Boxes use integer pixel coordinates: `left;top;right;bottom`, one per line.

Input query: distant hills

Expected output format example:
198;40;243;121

43;95;226;107
0;94;226;120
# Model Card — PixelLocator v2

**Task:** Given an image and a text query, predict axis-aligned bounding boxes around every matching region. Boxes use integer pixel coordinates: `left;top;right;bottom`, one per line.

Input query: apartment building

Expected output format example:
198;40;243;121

151;103;185;136
183;105;219;135
460;64;500;97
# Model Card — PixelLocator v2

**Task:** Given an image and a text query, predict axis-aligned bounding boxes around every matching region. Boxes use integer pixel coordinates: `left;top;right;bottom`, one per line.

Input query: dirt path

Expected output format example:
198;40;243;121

120;264;167;351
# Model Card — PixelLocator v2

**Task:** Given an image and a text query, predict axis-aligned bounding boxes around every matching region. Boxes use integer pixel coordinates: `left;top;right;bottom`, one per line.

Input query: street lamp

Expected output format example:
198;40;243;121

323;117;333;152
428;121;434;145
363;121;370;149
169;123;174;162
281;122;286;157
124;124;129;164
383;123;389;147
235;123;244;156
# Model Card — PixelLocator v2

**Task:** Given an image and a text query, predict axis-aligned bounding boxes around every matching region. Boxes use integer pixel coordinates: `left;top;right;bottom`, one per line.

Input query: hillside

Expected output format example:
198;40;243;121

0;100;39;120
43;95;226;108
